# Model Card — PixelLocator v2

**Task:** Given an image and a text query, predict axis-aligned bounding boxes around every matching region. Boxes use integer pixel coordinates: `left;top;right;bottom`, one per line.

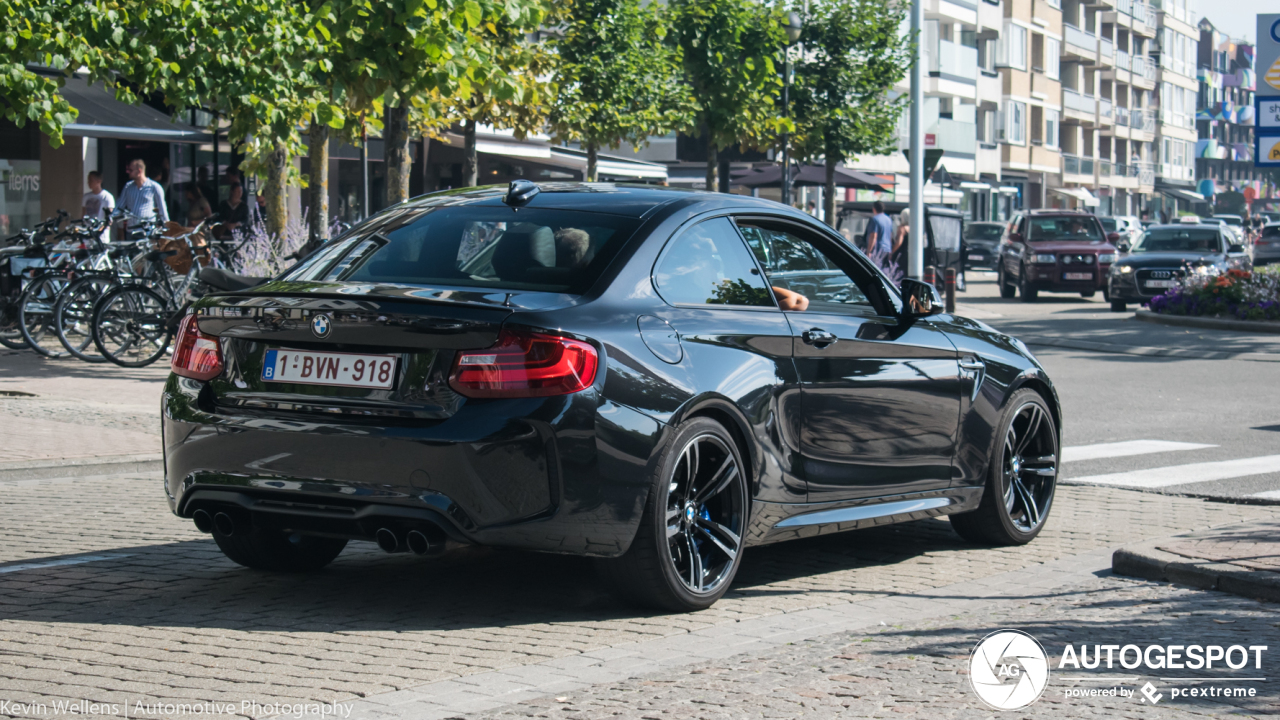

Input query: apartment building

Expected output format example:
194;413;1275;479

992;0;1061;217
1195;19;1264;210
1098;0;1158;215
1144;0;1201;217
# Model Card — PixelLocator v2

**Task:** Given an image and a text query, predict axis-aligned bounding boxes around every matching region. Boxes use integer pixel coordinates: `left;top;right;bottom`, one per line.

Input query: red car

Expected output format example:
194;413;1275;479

996;210;1120;301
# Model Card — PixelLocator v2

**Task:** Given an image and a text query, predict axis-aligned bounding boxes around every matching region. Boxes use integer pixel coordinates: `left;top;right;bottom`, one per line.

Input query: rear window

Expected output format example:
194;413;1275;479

965;224;1004;240
282;206;641;293
1027;216;1104;243
1262;225;1280;238
1100;218;1117;231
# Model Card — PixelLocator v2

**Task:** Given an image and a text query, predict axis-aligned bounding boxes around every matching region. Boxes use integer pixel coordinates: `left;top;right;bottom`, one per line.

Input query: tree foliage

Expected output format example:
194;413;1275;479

668;0;787;190
791;0;911;222
549;0;694;181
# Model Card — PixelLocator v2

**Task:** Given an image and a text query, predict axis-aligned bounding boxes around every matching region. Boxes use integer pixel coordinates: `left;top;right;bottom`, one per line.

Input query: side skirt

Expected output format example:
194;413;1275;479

745;486;984;547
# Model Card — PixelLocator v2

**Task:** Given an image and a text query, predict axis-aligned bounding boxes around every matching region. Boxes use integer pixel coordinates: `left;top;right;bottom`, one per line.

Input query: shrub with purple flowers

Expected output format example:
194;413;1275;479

229;206;312;277
1146;266;1280;322
866;247;904;286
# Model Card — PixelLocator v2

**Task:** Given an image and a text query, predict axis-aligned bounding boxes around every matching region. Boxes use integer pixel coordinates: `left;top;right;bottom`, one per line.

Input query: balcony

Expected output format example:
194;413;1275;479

1100;37;1115;62
1065;24;1097;59
1063;88;1098;116
1063;154;1096;176
1117;0;1131;14
1116;49;1130;69
1136;161;1155;186
1115;106;1129;126
928;39;978;86
1099;98;1114;124
927;118;978;156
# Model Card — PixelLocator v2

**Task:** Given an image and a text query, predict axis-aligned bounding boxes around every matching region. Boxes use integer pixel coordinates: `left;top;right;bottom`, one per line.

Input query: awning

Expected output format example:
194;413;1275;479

997;186;1021;194
893;179;963;204
733;164;890;190
959;181;991;190
56;74;211;143
549;147;669;181
1051;187;1100;206
1159;187;1207;204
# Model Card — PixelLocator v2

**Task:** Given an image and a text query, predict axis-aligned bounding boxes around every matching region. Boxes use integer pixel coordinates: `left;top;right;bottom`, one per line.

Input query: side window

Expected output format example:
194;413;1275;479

737;223;880;314
653;217;774;308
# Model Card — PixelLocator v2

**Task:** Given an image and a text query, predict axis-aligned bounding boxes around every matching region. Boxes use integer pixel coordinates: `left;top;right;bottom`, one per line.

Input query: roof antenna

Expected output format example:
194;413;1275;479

504;179;540;207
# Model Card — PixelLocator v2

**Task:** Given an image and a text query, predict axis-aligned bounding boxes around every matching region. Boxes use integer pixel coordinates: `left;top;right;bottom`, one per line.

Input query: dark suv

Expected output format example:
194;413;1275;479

997;210;1119;301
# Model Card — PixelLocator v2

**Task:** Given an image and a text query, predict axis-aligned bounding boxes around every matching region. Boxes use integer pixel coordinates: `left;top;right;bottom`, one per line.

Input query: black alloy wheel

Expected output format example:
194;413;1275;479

998;264;1016;299
950;389;1058;545
598;417;748;611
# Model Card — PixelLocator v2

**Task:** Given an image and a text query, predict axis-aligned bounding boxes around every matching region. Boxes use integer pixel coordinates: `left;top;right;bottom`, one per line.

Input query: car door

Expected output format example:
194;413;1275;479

735;217;963;502
1003;214;1026;280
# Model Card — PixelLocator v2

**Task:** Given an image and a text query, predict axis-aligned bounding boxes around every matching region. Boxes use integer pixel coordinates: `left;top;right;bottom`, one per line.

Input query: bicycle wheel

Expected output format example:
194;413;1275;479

54;274;117;363
17;272;71;357
0;296;28;349
92;285;173;367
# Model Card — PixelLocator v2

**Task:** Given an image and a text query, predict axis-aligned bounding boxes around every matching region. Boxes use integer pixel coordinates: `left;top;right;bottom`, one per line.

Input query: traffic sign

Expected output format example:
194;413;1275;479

1257;15;1280;167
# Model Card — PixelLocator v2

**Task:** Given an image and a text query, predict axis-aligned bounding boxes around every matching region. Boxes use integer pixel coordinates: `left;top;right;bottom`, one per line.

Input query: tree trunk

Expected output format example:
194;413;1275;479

462;119;478;187
718;155;731;193
705;143;717;192
385;104;411;205
262;141;289;240
586;141;598;182
308;120;330;245
824;156;837;226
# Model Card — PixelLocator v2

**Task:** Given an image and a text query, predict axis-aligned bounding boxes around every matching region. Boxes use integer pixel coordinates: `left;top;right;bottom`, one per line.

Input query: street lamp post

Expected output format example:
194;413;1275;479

907;0;924;279
780;11;803;208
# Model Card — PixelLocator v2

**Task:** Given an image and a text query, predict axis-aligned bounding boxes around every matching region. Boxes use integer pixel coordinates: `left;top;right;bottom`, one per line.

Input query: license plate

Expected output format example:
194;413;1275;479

968;254;986;261
262;349;397;389
1145;279;1176;288
1064;272;1092;280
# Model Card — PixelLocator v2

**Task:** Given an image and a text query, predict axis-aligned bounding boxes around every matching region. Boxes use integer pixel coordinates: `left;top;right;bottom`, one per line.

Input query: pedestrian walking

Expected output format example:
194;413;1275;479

119;159;170;224
82;171;114;220
864;201;894;254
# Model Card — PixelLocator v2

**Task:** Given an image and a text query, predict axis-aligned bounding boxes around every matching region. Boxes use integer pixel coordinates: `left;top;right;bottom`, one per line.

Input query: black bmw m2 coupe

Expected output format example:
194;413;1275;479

163;182;1061;611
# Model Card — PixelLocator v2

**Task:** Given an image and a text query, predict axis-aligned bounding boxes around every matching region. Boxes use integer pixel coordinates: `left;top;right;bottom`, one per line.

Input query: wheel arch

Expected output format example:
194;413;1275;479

1008;374;1063;446
671;395;760;501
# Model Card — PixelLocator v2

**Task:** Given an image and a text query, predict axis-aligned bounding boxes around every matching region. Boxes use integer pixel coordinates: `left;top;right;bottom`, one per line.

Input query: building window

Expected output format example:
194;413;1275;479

1046;39;1060;80
1045;109;1060;148
1002;100;1026;145
999;22;1028;70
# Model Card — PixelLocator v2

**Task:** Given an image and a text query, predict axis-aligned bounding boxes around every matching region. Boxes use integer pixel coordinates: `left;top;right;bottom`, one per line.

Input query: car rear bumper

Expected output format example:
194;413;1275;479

162;375;667;557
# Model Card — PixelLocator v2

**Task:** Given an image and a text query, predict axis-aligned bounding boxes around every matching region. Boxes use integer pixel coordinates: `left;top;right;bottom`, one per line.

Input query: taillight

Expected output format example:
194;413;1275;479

449;329;599;398
171;314;224;381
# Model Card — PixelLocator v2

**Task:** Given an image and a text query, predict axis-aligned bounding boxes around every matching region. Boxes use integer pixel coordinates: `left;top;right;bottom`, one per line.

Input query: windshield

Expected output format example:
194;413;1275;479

1131;228;1222;254
1214;216;1242;226
1027;216;1104;243
1100;218;1117;231
282;205;640;293
965;224;1004;240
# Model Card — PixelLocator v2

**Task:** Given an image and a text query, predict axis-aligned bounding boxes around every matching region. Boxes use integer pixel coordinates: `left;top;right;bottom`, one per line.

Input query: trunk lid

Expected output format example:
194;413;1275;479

195;281;571;421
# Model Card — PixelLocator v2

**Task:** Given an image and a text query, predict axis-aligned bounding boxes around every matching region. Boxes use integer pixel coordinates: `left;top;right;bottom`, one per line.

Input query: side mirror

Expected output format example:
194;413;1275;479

1010;232;1024;243
1228;244;1245;254
1107;232;1121;242
901;278;944;318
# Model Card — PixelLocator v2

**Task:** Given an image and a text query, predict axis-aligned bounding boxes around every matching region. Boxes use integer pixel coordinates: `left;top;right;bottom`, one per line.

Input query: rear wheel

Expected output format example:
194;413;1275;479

17;273;70;357
213;525;347;572
55;274;116;363
0;297;28;349
1110;301;1127;312
1019;266;1038;302
597;418;748;611
950;389;1058;545
92;285;172;367
997;265;1016;298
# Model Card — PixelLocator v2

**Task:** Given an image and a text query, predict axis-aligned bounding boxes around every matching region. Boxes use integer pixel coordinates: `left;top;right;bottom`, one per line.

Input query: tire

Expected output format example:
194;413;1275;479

1110;301;1127;312
17;272;71;357
597;417;749;612
92;285;173;367
1018;266;1038;302
213;524;347;572
950;389;1058;546
1079;291;1095;298
54;274;116;363
998;265;1016;299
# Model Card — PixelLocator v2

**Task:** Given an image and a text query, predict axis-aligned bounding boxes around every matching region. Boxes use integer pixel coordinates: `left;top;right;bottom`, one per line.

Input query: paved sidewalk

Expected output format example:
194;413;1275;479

1114;519;1280;602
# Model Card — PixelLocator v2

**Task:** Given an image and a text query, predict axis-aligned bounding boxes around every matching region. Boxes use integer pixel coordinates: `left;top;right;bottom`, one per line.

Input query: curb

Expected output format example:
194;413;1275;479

1135;309;1280;335
1112;542;1280;603
0;454;163;482
1019;334;1280;363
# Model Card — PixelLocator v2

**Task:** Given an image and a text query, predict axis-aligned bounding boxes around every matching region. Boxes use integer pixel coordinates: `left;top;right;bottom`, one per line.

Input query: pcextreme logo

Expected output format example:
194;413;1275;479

969;630;1051;710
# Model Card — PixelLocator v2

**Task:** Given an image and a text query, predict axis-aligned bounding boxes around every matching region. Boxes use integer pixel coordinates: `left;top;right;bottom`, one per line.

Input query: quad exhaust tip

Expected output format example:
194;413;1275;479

375;527;403;553
213;512;236;537
406;528;445;556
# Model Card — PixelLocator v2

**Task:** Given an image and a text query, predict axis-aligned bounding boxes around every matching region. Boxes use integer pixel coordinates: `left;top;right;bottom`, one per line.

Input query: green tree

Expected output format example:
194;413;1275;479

791;0;910;224
668;0;787;192
549;0;694;181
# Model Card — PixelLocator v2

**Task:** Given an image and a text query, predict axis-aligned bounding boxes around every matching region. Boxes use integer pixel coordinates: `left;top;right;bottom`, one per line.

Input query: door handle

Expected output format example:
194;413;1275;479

802;328;838;347
958;356;985;370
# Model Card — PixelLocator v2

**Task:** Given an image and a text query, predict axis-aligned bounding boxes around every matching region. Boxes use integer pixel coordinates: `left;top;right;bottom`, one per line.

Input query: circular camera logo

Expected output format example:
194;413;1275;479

969;630;1050;710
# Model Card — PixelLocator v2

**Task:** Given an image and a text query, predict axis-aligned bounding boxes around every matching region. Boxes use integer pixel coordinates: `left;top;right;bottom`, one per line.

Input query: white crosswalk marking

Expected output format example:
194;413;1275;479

1061;440;1216;463
1065;455;1280;489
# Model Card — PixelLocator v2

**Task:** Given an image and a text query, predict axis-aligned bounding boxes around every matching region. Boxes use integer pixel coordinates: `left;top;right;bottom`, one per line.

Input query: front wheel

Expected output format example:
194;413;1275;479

597;418;748;611
998;265;1016;299
1018;266;1038;302
950;389;1058;545
92;285;173;367
17;273;70;357
55;274;117;363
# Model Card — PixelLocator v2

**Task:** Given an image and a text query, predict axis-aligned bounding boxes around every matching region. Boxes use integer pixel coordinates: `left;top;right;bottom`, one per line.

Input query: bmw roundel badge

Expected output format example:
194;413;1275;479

311;313;332;338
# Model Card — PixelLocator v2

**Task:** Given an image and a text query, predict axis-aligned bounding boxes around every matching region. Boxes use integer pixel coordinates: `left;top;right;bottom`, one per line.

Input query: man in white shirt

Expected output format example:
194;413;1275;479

82;171;115;219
